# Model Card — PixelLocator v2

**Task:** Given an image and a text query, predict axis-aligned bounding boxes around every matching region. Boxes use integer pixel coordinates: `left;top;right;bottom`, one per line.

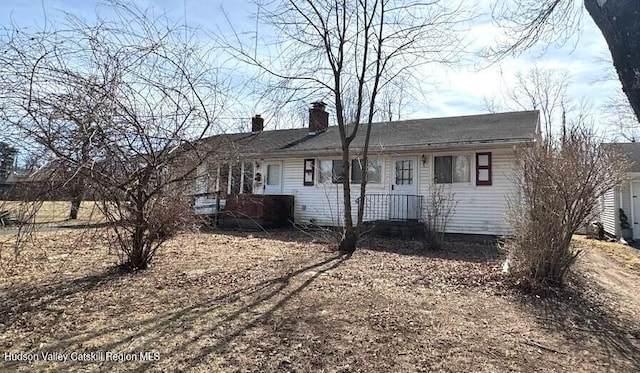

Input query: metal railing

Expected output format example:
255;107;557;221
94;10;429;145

358;194;423;222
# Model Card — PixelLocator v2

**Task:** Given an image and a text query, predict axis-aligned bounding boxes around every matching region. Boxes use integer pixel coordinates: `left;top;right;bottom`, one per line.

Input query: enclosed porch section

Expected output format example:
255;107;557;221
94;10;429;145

192;160;294;229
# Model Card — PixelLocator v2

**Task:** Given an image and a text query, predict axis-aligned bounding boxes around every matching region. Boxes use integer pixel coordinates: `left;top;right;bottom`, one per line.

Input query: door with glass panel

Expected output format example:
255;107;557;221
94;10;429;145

391;157;419;220
263;161;283;194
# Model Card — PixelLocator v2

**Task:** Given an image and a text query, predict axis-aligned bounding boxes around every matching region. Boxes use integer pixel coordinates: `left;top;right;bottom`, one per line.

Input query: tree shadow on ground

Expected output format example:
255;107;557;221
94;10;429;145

358;234;503;263
199;226;339;246
520;278;640;371
205;228;503;263
2;253;347;372
0;267;127;326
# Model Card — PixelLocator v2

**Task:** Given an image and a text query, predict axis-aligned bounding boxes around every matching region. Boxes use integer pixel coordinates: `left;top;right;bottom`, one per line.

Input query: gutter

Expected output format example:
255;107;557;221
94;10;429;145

257;138;535;158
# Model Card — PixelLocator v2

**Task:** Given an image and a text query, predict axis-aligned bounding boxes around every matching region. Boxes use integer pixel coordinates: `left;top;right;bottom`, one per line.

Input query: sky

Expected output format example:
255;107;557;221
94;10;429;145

0;0;628;137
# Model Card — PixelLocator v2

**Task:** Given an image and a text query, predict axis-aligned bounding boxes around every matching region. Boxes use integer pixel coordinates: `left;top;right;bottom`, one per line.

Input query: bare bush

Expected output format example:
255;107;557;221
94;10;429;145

505;125;629;287
423;184;458;250
101;193;194;270
0;200;43;259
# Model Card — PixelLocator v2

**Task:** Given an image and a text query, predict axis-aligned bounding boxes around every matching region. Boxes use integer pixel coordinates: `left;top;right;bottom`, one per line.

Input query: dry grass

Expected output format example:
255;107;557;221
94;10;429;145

573;234;640;271
0;201;104;225
0;230;638;372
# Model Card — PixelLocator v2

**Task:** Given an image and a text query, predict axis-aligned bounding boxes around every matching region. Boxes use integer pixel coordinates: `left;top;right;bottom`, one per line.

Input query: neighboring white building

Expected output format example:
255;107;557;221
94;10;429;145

194;103;540;236
599;143;640;240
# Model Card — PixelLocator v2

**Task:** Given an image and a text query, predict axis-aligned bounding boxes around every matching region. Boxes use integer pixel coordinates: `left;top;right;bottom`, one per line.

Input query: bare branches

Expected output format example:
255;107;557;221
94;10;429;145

222;0;470;252
482;66;571;139
0;1;225;270
489;0;583;60
506;125;630;287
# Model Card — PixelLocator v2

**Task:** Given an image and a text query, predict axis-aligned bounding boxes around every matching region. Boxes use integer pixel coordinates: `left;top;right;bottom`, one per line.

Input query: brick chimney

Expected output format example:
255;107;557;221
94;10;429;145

309;101;328;133
251;114;264;132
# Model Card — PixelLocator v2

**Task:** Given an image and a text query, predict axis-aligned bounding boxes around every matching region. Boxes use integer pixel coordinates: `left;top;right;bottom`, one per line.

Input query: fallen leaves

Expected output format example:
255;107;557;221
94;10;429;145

0;230;638;372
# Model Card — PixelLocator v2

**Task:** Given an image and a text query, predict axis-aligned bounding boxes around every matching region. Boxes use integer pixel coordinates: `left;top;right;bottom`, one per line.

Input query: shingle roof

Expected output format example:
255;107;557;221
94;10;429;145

198;127;311;157
602;142;640;172
200;110;539;157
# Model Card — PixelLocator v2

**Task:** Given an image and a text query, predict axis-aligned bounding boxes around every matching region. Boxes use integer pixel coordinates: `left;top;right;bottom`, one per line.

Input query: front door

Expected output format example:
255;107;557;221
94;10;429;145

264;161;283;195
390;157;419;220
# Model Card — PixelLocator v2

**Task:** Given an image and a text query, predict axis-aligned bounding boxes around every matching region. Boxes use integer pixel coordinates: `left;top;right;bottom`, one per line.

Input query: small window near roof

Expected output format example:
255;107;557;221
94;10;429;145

476;152;492;186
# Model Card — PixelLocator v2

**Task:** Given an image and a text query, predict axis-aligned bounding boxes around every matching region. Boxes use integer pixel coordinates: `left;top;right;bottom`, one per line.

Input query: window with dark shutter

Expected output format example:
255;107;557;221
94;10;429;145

303;159;315;186
476;152;492;186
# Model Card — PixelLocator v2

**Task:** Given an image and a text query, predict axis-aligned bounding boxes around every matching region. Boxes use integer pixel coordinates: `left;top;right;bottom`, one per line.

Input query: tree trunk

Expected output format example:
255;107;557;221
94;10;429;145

68;179;84;220
339;144;358;254
584;0;640;123
128;195;148;270
69;197;81;220
339;225;357;255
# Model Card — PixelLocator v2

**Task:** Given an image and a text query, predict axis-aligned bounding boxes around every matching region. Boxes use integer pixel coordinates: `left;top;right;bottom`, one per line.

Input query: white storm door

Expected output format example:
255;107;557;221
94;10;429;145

633;181;640;239
390;157;419;220
264;161;283;195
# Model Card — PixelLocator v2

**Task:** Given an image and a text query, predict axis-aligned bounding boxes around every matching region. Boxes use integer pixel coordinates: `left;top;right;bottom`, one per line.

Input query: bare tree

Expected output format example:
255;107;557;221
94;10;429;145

482;66;570;138
506;125;629;288
0;142;17;181
0;2;225;270
507;67;570;138
491;0;640;124
604;90;640;142
376;80;412;122
224;0;469;253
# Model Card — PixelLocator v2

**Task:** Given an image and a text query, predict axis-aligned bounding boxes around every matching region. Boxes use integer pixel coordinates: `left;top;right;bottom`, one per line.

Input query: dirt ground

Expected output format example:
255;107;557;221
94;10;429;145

0;230;639;372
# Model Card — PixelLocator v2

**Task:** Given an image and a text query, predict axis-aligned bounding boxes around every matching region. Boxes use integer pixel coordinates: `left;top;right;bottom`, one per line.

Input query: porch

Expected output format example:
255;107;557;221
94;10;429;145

193;192;295;229
358;194;424;222
359;194;425;239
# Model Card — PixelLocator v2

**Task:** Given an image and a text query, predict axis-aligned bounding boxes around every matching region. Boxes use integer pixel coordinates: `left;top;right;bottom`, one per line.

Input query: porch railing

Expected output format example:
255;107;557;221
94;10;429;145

357;194;423;222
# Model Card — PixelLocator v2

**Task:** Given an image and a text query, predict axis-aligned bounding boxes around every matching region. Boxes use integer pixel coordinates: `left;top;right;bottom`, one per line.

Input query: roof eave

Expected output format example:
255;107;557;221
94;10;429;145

258;138;535;158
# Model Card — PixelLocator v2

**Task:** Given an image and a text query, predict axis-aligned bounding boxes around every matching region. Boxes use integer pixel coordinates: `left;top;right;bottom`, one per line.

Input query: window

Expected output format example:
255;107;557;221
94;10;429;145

242;162;254;193
219;163;230;196
434;155;470;184
395;160;414;185
195;161;255;196
476;152;492;186
266;163;281;185
195;163;209;195
230;163;242;194
318;160;344;184
303;159;315;186
351;159;382;184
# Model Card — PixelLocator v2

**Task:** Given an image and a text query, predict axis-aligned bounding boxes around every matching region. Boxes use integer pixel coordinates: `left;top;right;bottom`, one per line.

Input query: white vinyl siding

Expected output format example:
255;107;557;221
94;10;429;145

421;149;516;235
280;157;388;226
600;187;618;237
271;147;517;235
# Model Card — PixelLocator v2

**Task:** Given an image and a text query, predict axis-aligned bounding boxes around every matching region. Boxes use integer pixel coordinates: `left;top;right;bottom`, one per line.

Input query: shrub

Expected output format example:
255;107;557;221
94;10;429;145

506;126;629;287
102;193;195;270
423;183;457;250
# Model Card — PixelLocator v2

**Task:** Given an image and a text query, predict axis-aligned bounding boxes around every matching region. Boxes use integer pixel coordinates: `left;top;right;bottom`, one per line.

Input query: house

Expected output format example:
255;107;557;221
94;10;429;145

194;103;540;235
599;142;640;240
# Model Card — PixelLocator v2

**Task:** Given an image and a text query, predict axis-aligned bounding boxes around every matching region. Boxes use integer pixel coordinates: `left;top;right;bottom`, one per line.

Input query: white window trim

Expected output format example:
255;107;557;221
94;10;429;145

316;157;383;185
433;153;473;185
